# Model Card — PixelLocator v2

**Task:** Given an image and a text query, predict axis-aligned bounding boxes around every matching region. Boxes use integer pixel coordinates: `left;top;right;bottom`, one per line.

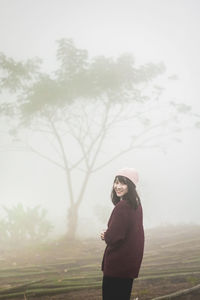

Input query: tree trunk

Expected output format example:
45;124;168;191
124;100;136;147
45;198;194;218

66;203;79;240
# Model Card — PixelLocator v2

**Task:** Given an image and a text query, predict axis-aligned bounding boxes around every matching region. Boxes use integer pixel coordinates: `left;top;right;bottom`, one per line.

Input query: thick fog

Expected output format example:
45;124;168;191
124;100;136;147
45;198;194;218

0;0;200;239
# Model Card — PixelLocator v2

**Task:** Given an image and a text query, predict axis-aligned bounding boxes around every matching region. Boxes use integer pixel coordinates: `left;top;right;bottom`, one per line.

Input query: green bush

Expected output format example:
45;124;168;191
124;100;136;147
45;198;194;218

0;203;53;249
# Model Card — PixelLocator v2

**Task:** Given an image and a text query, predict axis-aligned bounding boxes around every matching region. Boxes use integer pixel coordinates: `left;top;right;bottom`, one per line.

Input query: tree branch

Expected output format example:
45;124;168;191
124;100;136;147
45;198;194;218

47;117;74;205
28;145;65;170
75;102;111;206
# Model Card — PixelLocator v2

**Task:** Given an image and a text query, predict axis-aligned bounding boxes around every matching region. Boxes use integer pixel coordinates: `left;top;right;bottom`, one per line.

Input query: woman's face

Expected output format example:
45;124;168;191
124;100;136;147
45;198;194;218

114;178;128;197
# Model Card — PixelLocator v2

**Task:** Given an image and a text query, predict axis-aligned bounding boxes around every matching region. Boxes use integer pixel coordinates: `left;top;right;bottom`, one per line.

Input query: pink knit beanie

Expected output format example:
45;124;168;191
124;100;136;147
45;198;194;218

116;167;139;186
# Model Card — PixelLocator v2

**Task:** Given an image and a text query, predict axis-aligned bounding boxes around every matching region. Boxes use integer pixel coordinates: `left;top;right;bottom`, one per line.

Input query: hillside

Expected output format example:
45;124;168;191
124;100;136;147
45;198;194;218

0;224;200;299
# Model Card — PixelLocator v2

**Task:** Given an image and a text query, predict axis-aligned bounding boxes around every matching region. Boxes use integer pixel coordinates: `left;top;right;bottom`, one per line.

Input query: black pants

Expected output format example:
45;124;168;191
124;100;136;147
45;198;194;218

102;276;134;300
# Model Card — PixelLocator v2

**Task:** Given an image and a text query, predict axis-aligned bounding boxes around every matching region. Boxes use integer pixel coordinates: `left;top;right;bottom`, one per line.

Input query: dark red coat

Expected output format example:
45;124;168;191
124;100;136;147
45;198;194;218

102;200;144;278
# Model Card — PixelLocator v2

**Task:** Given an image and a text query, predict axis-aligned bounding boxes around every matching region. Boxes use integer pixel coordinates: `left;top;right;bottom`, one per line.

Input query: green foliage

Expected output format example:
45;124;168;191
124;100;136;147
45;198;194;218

0;53;41;92
22;74;61;114
186;276;199;285
56;38;89;78
0;38;166;117
0;203;53;249
170;101;192;113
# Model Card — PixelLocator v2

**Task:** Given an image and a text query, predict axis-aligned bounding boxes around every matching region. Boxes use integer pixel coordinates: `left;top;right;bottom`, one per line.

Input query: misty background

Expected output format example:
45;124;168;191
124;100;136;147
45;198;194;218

0;0;200;239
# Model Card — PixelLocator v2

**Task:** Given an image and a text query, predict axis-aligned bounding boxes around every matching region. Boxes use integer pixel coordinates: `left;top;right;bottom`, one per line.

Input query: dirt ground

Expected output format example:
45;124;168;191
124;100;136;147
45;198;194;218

1;225;200;300
23;277;200;300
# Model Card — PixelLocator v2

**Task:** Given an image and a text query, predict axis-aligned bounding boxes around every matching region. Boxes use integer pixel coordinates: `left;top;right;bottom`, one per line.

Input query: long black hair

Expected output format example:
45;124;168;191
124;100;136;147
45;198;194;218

111;175;141;209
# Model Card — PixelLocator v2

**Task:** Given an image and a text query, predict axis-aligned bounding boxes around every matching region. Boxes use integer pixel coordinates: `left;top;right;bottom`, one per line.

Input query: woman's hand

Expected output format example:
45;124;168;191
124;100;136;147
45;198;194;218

100;230;106;241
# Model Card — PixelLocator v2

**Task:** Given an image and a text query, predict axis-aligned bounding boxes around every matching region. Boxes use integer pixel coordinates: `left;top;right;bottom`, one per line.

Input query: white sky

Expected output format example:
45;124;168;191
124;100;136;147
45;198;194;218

0;0;200;236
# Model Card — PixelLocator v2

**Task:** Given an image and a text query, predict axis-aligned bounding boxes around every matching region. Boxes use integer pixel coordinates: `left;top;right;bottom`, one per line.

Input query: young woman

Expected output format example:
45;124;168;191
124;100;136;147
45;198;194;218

100;168;144;300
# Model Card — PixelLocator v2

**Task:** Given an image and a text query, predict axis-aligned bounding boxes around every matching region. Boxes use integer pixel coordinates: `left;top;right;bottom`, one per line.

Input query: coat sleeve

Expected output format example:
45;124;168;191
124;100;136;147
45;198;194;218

104;203;130;246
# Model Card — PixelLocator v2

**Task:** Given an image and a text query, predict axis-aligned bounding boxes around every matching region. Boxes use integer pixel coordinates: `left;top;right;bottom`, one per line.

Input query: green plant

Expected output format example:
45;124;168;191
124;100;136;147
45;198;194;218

0;203;53;248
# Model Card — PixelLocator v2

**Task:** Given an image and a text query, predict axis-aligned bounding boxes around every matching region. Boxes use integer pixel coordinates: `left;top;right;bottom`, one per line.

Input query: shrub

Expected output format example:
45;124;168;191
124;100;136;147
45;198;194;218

0;203;53;249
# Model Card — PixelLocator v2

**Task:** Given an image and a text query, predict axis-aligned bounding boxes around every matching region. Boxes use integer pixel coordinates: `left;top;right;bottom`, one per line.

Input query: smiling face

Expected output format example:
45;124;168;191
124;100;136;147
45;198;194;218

113;177;128;198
